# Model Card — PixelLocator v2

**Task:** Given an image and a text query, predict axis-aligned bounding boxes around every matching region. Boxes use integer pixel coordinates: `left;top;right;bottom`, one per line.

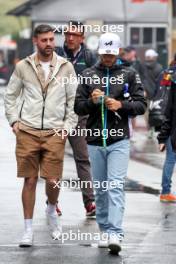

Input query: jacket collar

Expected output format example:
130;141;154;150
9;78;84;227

25;51;68;91
34;52;57;68
25;51;68;77
63;43;85;58
94;60;122;72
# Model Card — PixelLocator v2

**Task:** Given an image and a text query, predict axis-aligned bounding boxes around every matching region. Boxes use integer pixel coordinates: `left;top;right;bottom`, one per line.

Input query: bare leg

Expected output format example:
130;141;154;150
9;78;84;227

22;177;38;219
46;178;60;205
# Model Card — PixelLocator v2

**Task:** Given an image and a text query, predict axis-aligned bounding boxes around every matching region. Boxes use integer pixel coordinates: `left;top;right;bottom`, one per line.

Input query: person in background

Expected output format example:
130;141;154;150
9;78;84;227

157;55;176;203
55;21;97;217
4;24;78;247
120;46;148;139
122;46;147;85
143;49;163;138
0;51;9;85
143;49;163;99
74;32;146;254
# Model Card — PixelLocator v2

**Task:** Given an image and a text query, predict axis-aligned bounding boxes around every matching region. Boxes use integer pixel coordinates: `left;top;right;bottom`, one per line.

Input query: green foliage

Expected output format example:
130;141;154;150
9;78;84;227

0;0;30;37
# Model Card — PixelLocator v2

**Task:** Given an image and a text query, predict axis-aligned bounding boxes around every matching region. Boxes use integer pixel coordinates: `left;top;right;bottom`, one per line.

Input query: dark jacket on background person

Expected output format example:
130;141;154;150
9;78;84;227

132;59;149;89
57;43;97;125
157;71;176;150
148;66;175;131
74;61;147;146
57;43;97;76
143;61;163;99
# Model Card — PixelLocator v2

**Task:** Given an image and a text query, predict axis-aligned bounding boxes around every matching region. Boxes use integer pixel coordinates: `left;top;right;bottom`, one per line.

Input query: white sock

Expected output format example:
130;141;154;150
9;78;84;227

47;202;56;215
24;219;33;232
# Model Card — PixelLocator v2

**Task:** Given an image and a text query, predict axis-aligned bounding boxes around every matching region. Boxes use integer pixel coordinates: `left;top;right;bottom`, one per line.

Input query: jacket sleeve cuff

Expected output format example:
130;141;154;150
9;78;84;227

63;117;78;133
87;98;96;108
121;100;130;111
157;135;168;144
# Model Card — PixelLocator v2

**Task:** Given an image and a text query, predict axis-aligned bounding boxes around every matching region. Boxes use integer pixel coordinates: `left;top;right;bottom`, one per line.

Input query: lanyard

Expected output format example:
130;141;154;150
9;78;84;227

101;68;110;147
62;46;83;65
101;96;106;147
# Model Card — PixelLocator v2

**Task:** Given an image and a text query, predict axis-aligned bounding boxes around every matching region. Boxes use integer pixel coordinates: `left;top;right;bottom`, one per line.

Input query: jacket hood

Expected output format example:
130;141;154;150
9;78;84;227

25;51;68;77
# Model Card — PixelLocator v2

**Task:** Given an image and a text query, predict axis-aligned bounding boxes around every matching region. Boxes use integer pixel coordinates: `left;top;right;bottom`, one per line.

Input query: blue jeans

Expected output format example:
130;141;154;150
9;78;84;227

88;139;130;239
161;137;176;194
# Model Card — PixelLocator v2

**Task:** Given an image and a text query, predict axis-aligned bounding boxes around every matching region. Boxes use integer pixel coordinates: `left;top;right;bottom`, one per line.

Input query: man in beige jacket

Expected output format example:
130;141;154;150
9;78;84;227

4;24;78;247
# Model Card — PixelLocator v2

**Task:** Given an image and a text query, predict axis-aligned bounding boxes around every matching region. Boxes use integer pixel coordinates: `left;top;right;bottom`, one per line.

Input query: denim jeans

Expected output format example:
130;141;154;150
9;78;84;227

88;139;130;239
161;137;176;194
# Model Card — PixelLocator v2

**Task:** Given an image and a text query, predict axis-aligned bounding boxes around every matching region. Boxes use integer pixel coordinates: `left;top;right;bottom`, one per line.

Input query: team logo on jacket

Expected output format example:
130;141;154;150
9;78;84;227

149;100;163;110
116;73;124;84
92;74;100;80
135;74;142;84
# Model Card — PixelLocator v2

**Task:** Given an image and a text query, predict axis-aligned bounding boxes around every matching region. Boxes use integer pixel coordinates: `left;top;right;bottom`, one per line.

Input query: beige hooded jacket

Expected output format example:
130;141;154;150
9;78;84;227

4;52;78;131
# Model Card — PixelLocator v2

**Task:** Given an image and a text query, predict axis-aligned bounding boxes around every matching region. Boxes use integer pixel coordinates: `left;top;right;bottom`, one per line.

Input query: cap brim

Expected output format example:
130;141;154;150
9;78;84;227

98;48;119;55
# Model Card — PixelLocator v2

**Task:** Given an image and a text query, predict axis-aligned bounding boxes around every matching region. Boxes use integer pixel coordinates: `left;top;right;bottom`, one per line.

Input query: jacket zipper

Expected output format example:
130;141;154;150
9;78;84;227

41;92;46;129
103;68;110;146
19;100;25;118
40;71;60;129
40;68;63;129
26;57;67;130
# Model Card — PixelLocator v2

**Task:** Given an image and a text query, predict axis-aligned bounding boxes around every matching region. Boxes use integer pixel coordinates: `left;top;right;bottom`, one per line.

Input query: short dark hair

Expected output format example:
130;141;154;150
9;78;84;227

33;24;54;37
67;20;84;35
124;46;136;53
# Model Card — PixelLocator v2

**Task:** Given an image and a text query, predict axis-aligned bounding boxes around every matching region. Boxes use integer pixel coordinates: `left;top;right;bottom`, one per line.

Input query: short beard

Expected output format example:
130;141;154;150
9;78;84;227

39;48;53;57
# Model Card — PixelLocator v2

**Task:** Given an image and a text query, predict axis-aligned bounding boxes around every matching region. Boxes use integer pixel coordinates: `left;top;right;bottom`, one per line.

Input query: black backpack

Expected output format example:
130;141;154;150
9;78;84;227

148;69;174;130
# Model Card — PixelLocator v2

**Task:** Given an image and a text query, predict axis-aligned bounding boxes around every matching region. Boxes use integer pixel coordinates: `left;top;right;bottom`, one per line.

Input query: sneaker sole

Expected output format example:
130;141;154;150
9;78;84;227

86;214;96;219
108;243;121;254
56;211;62;216
86;210;96;217
98;243;108;248
160;199;176;203
19;242;33;248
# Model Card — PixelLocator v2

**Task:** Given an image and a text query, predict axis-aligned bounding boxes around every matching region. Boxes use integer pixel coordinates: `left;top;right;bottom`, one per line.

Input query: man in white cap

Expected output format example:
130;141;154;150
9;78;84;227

74;33;146;254
144;49;163;100
143;49;163;138
145;49;158;58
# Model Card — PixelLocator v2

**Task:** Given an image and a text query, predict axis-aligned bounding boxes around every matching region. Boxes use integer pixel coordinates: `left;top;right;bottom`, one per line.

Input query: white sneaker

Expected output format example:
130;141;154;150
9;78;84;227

19;230;33;247
46;212;62;240
108;234;122;254
98;232;109;248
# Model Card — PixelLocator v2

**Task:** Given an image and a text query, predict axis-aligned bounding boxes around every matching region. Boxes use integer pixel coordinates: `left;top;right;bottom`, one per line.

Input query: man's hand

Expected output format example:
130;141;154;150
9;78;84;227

91;89;105;104
144;90;148;98
12;122;19;135
105;98;122;111
159;144;165;152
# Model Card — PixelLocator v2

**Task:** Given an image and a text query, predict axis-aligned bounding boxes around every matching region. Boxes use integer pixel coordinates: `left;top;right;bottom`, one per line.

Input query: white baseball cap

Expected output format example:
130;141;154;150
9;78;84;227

145;49;158;58
98;33;121;56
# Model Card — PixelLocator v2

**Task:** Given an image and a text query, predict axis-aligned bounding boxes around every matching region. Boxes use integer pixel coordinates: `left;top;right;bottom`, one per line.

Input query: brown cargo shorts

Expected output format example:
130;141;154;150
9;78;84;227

16;129;66;179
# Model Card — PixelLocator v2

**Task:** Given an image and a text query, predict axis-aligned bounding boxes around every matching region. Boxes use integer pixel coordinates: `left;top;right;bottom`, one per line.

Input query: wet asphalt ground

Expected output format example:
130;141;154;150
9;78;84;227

0;86;176;264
